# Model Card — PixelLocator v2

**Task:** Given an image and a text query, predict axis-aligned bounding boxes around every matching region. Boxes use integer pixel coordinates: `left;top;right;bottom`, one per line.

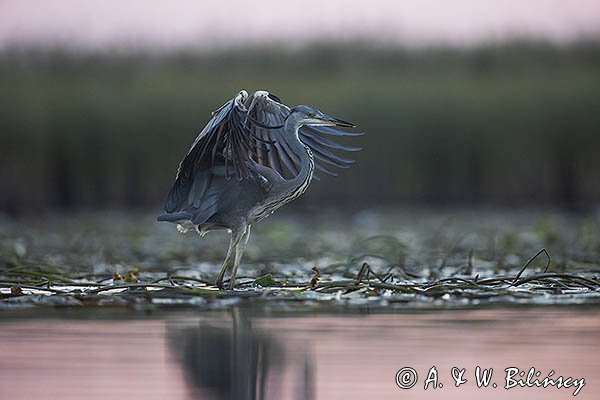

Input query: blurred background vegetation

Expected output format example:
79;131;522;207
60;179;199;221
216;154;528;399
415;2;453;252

1;41;599;215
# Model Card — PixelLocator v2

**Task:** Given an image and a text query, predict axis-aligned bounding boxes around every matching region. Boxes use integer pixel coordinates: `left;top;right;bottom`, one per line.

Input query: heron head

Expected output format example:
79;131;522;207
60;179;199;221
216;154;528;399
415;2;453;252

289;105;355;129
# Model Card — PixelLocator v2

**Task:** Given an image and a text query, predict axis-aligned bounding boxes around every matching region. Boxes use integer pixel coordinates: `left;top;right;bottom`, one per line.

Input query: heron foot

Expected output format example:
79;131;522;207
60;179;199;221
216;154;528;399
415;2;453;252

215;278;225;290
228;278;236;290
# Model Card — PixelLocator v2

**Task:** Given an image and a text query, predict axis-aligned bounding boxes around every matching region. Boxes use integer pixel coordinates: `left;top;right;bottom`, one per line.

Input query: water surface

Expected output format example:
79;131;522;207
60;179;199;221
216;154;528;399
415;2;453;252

0;307;597;399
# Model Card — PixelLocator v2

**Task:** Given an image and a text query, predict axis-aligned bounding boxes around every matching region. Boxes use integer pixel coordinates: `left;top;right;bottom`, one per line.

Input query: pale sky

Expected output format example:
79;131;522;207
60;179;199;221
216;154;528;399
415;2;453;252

1;0;599;50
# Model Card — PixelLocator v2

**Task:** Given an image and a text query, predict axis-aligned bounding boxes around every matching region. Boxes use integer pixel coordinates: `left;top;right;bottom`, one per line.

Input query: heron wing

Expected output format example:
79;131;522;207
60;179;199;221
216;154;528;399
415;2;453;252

298;125;362;177
243;91;362;180
163;90;361;213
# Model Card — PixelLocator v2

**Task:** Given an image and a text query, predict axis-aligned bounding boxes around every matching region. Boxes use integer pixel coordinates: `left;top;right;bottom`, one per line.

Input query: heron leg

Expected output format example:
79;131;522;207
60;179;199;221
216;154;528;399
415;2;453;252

215;240;234;289
215;227;244;289
228;225;251;290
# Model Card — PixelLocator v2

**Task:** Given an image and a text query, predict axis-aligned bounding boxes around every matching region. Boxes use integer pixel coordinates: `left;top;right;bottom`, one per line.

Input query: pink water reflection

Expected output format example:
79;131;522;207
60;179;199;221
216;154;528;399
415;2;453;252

0;308;598;399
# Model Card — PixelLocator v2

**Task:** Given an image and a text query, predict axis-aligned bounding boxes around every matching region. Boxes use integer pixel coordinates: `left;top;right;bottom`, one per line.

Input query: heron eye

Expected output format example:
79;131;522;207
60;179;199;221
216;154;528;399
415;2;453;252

307;112;315;118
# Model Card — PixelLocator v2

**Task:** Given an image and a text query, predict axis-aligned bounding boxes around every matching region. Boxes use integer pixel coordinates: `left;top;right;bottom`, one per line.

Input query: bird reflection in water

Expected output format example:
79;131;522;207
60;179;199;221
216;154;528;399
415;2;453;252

168;308;314;400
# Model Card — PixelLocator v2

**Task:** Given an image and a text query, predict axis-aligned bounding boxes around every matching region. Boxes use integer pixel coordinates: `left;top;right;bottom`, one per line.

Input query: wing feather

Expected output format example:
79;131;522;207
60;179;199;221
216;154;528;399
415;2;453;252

297;134;357;165
300;126;362;151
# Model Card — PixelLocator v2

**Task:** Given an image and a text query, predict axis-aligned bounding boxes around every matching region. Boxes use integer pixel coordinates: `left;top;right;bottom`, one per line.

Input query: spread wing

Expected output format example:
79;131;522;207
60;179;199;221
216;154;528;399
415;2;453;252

163;90;361;213
246;91;363;181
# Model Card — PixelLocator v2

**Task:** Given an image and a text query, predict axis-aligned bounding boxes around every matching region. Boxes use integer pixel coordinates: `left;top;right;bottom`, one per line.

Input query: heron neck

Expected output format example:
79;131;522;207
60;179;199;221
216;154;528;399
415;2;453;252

284;129;314;192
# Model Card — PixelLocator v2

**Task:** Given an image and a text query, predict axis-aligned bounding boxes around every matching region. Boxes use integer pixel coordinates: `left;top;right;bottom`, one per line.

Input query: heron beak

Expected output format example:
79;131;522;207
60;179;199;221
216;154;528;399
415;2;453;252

323;115;355;128
332;117;355;128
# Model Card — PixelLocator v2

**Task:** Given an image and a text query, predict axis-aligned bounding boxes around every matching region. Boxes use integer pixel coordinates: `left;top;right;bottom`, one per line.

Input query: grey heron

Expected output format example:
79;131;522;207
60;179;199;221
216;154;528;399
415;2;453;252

158;90;362;289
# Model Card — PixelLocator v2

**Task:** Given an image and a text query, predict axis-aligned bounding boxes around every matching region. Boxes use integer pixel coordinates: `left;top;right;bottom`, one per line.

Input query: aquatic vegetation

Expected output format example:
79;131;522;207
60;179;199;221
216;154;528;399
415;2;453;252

1;210;599;310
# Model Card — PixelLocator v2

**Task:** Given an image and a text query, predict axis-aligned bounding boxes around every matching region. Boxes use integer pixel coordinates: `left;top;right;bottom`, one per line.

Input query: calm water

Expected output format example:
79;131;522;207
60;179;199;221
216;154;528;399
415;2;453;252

0;308;598;399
